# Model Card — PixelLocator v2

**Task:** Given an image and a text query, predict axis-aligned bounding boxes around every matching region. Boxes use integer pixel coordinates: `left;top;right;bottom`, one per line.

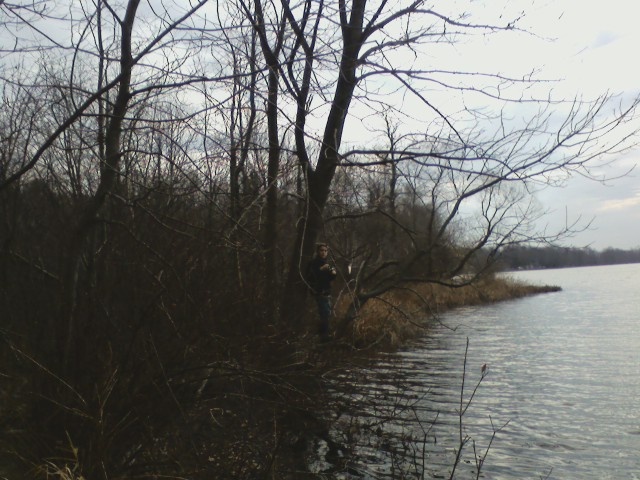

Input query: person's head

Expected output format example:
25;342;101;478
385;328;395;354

316;243;329;259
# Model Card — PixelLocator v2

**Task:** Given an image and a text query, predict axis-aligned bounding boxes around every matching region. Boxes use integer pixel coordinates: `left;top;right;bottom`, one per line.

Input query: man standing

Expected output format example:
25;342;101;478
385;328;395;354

306;243;337;339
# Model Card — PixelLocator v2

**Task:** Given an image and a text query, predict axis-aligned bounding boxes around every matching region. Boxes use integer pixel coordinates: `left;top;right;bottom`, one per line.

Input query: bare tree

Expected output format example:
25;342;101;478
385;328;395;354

3;0;638;329
235;0;640;326
3;0;640;477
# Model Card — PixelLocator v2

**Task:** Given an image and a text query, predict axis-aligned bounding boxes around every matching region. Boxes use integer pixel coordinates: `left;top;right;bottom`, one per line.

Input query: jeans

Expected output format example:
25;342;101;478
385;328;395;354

315;294;332;336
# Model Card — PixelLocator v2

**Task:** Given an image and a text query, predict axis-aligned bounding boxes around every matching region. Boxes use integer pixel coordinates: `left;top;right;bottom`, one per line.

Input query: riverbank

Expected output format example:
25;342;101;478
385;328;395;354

0;275;560;479
337;275;561;348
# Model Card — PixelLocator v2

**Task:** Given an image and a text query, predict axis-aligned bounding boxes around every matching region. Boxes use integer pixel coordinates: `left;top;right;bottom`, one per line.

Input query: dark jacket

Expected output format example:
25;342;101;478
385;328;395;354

306;256;336;295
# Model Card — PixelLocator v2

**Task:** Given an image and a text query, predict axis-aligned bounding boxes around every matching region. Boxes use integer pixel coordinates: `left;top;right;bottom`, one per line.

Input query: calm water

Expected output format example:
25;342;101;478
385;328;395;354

323;263;640;479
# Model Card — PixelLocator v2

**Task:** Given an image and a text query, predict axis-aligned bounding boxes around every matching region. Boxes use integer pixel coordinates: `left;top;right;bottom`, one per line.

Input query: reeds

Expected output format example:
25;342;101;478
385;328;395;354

339;276;560;347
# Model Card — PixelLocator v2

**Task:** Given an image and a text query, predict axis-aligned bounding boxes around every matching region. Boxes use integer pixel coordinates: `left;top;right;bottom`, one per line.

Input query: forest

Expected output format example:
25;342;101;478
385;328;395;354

499;245;640;270
1;1;639;478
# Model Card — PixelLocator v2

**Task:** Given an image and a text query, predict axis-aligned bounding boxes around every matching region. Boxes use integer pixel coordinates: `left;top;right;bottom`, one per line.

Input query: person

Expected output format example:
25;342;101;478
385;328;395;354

306;243;337;339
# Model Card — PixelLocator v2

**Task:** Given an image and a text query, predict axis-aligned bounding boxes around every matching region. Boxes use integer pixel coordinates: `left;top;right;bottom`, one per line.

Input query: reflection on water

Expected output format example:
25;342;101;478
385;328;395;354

323;264;640;479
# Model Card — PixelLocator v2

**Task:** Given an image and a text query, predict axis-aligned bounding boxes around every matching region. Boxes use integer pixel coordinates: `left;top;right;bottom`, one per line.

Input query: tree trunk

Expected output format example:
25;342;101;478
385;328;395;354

62;0;140;367
281;0;365;326
264;65;280;324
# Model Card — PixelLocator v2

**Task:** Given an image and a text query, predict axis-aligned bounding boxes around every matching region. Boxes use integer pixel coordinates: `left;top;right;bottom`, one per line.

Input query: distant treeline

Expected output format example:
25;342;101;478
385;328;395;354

498;245;640;270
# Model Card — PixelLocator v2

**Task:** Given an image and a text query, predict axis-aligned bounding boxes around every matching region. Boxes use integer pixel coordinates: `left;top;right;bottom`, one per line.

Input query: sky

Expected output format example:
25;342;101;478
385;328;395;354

2;0;639;250
349;0;640;251
485;0;640;250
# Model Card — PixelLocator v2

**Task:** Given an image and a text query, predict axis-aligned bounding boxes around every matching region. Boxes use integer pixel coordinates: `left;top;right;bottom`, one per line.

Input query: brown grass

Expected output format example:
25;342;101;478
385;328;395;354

337;276;560;348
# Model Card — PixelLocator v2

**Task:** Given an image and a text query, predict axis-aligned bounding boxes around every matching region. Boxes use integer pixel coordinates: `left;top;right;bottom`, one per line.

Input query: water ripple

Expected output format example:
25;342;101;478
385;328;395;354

325;264;640;479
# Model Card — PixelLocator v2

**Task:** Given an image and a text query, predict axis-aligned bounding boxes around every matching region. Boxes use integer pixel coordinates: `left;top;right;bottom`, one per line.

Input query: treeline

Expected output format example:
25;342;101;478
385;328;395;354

498;245;640;270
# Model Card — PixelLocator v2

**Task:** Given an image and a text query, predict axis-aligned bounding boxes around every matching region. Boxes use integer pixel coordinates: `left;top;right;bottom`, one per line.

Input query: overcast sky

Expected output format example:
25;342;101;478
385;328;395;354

3;1;638;249
497;0;640;250
357;0;640;250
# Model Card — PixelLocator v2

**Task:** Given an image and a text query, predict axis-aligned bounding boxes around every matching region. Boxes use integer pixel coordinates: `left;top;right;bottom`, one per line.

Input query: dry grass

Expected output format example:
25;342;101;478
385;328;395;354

338;276;560;348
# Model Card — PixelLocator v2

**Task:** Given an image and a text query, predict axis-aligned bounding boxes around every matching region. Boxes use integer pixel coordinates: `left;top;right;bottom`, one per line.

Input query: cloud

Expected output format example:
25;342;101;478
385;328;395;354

596;193;640;212
591;31;619;49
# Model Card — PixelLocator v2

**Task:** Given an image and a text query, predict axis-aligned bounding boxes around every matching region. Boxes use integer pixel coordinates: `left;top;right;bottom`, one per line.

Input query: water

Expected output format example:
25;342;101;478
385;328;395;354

323;264;640;479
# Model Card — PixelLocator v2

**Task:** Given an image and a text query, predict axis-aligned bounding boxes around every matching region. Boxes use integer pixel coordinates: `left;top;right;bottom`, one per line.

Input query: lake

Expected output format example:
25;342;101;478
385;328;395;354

321;263;640;479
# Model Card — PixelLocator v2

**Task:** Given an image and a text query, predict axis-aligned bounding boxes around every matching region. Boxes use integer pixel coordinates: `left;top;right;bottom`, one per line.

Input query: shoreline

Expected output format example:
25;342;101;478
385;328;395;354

337;276;561;348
